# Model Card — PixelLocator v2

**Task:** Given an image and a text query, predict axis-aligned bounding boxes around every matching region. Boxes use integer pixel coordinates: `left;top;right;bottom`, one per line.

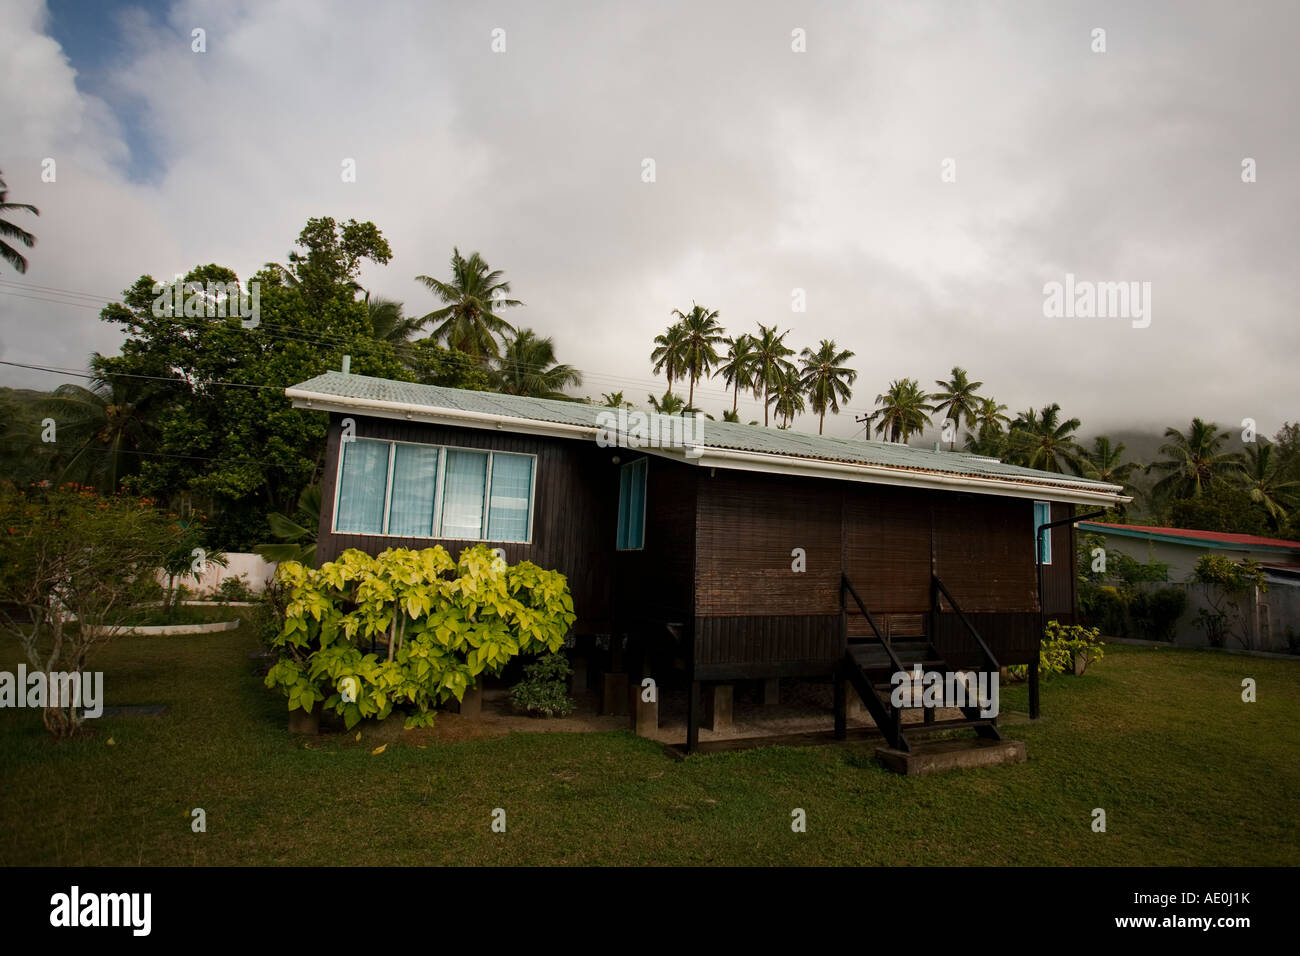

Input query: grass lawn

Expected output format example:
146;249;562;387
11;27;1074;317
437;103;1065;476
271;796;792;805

1;625;1297;866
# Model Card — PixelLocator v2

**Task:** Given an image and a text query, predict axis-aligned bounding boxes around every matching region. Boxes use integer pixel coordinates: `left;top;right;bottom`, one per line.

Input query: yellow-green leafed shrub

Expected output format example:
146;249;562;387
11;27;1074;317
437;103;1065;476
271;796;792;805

264;545;576;729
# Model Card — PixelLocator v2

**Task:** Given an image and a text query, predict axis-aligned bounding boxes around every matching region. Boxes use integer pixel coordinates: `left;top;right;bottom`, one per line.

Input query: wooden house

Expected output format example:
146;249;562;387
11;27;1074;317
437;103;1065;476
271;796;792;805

286;371;1127;753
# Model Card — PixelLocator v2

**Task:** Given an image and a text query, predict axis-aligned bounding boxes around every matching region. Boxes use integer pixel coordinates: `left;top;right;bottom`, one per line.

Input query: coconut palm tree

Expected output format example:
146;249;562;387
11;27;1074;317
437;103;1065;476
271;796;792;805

493;328;582;399
974;396;1011;431
1238;441;1300;527
600;391;631;408
799;340;857;435
650;322;688;396
415;248;520;362
0;171;39;274
671;303;727;408
1007;403;1084;474
365;295;426;344
750;323;797;427
769;367;807;429
647;390;699;415
869;378;935;443
40;372;162;492
1081;436;1142;515
931;367;984;449
1148;418;1244;501
716;333;757;416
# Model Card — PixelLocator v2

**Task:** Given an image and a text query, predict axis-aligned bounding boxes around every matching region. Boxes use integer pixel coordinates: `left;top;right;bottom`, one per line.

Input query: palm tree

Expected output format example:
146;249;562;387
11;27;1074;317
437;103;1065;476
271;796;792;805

974;397;1011;431
40;373;161;492
647;390;699;415
493;328;582;399
799;340;857;435
365;295;426;344
415;248;521;362
1006;403;1084;474
255;485;322;567
869;378;935;443
750;323;797;427
0;171;39;274
716;333;757;416
600;391;630;408
1239;441;1300;527
671;304;727;408
650;322;688;396
769;367;807;429
931;367;984;449
1148;418;1244;501
1081;436;1142;515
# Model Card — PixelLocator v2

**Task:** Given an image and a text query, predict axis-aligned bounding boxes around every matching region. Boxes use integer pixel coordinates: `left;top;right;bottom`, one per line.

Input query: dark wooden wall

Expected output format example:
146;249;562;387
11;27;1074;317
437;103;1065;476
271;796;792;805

316;413;616;634
612;454;697;635
1042;501;1078;621
691;470;1057;675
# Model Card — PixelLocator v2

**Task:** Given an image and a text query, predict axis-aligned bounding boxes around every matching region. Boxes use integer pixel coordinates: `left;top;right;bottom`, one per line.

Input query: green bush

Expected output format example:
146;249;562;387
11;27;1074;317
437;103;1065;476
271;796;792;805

1044;620;1105;677
1129;587;1187;642
216;575;257;602
509;653;575;717
1080;583;1128;637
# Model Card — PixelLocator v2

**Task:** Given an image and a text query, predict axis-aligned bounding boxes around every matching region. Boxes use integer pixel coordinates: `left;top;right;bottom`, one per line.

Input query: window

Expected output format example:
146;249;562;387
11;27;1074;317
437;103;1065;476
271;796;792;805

1033;500;1052;565
332;437;535;543
616;458;647;550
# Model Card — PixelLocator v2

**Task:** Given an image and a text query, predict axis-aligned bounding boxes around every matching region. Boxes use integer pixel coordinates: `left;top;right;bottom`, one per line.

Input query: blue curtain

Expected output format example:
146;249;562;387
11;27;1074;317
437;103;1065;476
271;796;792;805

336;439;389;534
616;458;646;549
388;444;440;537
486;453;533;542
440;449;488;539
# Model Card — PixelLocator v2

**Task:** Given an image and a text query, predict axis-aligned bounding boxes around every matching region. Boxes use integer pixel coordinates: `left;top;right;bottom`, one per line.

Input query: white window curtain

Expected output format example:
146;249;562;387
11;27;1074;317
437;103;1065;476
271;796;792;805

487;453;533;542
388;444;440;537
1034;500;1052;564
336;439;389;534
440;449;489;539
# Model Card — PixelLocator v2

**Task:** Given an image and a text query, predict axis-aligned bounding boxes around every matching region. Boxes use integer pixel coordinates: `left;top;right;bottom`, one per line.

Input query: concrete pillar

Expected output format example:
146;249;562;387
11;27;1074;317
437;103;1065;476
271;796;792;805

456;684;482;718
703;683;733;732
569;654;588;695
845;684;865;719
762;678;780;705
633;679;658;736
601;672;628;716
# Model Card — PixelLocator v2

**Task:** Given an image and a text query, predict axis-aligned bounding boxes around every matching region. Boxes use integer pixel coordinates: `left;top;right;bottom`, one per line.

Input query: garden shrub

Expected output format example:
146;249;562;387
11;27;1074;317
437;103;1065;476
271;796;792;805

264;545;576;729
509;653;575;717
1128;587;1188;642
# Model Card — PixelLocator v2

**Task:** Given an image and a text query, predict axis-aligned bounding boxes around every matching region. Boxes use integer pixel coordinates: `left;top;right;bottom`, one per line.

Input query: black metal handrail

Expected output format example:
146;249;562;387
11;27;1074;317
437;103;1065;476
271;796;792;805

931;574;999;672
841;573;906;675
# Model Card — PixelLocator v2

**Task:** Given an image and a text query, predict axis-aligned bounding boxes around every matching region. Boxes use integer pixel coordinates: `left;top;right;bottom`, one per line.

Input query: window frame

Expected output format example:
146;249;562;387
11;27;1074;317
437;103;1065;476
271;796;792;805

331;435;537;544
1033;500;1053;565
616;457;648;551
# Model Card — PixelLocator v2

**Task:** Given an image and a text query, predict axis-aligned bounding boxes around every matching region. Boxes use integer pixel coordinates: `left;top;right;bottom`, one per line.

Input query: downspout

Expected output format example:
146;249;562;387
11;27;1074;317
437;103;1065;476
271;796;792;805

1032;508;1108;720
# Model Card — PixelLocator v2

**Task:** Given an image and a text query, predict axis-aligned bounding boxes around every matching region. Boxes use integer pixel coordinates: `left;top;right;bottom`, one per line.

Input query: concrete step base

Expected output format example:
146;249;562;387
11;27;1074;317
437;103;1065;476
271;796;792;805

876;738;1026;776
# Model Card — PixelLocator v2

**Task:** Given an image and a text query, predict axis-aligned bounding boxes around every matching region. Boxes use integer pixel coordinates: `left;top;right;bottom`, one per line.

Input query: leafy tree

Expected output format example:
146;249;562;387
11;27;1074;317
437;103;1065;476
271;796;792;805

749;323;797;427
493;328;582;399
415;248;520;361
799;339;856;435
1148;418;1244;502
99;249;408;549
0;483;176;737
931;367;983;449
1168;482;1269;535
671;303;726;408
270;217;392;309
0;170;39;273
869;378;935;443
403;337;491;390
1007;403;1084;473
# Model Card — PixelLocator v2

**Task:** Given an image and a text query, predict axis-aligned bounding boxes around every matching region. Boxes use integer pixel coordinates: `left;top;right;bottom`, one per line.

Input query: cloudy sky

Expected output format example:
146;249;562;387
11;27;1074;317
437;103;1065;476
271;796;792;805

2;0;1296;441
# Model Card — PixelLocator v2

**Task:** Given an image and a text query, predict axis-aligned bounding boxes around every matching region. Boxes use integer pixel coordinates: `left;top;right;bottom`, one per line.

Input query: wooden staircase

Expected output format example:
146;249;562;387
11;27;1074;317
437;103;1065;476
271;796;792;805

836;573;1002;755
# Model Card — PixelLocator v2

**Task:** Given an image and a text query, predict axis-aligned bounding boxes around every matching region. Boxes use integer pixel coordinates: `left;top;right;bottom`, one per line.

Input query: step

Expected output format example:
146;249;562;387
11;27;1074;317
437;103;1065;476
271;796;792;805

900;717;997;736
875;738;1026;776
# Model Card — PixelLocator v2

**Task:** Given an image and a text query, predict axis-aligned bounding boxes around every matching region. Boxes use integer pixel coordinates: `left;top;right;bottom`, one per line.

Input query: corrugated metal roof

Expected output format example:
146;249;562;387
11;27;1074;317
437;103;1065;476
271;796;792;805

287;371;1124;497
1080;522;1300;551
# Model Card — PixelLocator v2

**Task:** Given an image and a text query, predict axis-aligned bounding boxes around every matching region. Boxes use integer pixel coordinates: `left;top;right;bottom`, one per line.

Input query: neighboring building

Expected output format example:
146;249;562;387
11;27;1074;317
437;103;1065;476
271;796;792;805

1078;522;1300;651
287;371;1127;752
1077;522;1300;581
